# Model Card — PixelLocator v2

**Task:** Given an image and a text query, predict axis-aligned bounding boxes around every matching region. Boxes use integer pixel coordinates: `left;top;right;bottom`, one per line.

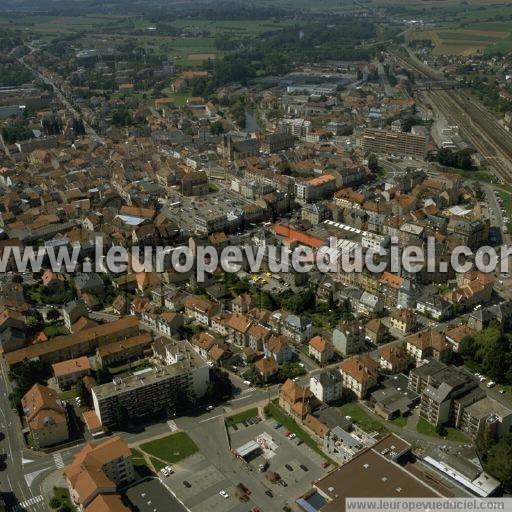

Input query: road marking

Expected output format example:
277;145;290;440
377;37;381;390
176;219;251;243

53;452;64;469
10;495;44;511
229;394;253;402
22;457;34;465
24;468;51;487
198;414;223;423
167;420;178;432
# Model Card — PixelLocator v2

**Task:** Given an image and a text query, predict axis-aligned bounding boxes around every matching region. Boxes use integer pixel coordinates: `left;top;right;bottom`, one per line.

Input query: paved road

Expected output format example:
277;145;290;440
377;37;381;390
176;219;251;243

0;368;276;510
0;360;48;512
19;51;105;146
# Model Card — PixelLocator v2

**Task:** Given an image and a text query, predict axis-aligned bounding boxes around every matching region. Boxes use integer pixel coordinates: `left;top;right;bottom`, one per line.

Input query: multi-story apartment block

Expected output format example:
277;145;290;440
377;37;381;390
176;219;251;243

92;340;209;428
360;128;429;159
408;360;478;427
295;174;336;203
5;316;140;367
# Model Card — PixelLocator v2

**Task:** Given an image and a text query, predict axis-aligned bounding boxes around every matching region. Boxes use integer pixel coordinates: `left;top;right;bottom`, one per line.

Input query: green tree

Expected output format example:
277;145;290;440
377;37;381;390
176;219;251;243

46;308;61;321
49;497;61;509
368;154;379;172
485;434;512;492
210;120;224;135
435;425;448;437
9;360;52;407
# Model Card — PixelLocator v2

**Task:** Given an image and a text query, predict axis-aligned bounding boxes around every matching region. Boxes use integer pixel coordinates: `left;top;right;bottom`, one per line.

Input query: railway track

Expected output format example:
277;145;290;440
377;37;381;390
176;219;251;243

392;50;512;184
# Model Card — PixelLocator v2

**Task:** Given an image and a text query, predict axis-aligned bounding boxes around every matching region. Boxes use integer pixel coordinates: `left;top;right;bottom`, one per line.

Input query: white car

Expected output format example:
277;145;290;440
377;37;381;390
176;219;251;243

161;468;170;477
288;433;296;440
165;465;174;474
219;490;229;499
243;380;251;385
487;381;496;388
205;405;214;411
480;376;486;382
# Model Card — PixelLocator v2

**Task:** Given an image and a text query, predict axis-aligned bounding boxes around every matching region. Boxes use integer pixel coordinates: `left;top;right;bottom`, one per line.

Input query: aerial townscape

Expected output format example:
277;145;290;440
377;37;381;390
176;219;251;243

4;0;512;511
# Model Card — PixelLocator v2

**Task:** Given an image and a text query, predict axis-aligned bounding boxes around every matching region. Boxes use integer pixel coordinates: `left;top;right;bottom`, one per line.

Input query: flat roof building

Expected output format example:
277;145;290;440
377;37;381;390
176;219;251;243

92;340;209;428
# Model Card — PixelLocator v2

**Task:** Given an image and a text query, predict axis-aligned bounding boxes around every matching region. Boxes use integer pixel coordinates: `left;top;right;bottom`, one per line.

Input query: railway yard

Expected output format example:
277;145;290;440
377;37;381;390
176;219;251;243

391;50;512;185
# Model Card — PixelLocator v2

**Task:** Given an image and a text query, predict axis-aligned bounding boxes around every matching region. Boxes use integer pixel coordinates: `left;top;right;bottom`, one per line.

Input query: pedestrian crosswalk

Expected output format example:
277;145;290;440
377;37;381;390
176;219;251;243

53;452;64;469
10;495;44;511
167;420;178;432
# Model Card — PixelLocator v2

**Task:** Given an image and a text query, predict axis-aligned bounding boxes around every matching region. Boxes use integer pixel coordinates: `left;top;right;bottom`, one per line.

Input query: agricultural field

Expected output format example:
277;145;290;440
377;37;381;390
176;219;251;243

411;22;512;55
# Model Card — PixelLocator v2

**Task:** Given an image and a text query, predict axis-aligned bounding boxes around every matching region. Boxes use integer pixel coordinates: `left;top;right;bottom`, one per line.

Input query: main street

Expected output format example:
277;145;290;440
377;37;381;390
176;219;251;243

18;48;105;146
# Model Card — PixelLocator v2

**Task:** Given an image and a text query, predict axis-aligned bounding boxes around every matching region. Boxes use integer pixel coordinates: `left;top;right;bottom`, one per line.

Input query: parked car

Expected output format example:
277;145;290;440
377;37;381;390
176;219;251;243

219;490;229;499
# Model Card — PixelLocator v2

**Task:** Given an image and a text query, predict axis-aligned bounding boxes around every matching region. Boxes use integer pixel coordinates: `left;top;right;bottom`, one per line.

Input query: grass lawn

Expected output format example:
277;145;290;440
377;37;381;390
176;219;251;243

164;91;190;107
416;418;470;443
443;166;497;184
339;403;389;434
51;487;76;511
59;387;77;400
416;417;438;437
131;448;146;467
266;402;335;465
140;432;198;464
390;416;408;427
225;408;258;427
150;457;167;472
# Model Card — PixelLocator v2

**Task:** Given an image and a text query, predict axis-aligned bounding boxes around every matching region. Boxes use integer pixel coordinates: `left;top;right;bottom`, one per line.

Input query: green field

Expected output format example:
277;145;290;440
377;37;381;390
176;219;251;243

339;403;389;434
437;31;501;42
150;457;167;472
140;432;199;464
225;408;259;427
416;417;470;443
172;18;294;35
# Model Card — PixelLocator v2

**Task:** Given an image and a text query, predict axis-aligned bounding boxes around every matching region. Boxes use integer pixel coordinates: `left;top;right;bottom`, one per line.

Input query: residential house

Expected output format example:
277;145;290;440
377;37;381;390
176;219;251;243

232;293;254;314
365;318;388;344
247;323;271;351
332;321;365;356
65;436;134;512
390;308;416;335
52;356;92;390
264;334;293;364
379;345;408;374
339;354;379;399
279;378;314;421
254;357;278;383
310;369;343;403
405;329;452;363
309;335;334;364
21;384;68;449
184;296;221;326
281;313;312;344
445;324;477;352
